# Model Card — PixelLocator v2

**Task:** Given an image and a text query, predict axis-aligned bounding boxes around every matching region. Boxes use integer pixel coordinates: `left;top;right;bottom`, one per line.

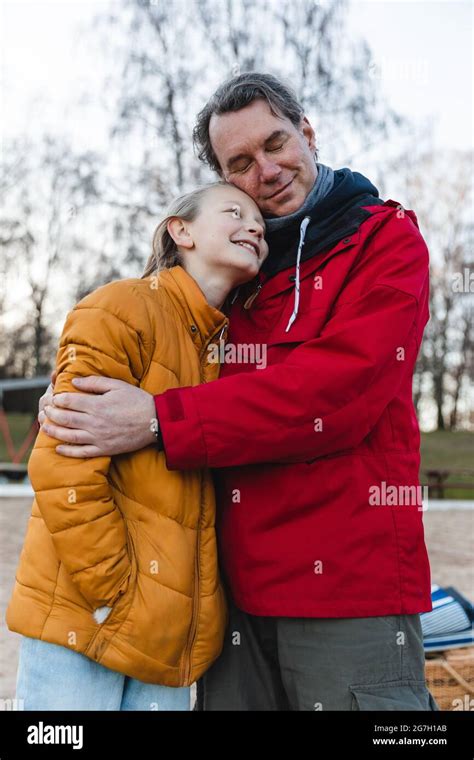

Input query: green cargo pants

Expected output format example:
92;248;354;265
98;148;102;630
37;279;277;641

195;596;440;711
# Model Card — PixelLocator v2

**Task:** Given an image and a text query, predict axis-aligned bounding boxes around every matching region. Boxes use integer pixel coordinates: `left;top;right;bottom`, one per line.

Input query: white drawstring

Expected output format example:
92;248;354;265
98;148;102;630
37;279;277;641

285;216;311;332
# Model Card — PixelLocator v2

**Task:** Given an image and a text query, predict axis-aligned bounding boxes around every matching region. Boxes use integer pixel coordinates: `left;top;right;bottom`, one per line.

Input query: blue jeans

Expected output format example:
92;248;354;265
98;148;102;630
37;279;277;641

16;636;190;711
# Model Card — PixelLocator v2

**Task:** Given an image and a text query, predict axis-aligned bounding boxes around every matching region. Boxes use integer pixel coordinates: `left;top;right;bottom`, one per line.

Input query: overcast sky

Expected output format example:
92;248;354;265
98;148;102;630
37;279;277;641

348;0;472;151
1;0;472;155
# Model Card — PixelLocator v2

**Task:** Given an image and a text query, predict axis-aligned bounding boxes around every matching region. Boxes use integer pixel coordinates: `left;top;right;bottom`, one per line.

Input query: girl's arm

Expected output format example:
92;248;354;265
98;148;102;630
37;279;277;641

28;295;149;613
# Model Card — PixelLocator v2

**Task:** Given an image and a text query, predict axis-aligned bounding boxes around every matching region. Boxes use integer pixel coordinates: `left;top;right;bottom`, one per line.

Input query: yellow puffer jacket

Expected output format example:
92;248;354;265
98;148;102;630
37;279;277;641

6;266;229;686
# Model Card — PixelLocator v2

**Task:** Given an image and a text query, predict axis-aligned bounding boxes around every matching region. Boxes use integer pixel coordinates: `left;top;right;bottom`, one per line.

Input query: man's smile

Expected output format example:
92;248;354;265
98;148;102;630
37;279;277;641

265;177;294;200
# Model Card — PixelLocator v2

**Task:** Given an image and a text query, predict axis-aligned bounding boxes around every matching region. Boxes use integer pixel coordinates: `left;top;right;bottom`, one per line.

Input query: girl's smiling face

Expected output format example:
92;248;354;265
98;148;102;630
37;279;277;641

170;184;269;286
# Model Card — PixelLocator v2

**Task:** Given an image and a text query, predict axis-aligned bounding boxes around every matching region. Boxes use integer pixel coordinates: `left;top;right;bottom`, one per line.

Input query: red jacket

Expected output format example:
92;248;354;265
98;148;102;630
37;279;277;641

154;197;432;618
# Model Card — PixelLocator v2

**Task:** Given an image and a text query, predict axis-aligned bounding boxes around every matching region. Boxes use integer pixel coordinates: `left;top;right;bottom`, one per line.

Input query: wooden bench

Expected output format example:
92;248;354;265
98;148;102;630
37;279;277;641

423;468;474;499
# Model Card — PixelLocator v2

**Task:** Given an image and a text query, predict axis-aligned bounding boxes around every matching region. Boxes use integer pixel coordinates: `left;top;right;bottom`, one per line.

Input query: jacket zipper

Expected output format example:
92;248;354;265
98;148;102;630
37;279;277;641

182;522;201;685
243;283;262;310
242;232;360;309
182;320;228;684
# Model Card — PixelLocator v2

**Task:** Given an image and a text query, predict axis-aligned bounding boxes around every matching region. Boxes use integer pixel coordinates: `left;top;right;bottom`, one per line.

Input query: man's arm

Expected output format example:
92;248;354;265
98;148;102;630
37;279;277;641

154;215;429;470
39;214;429;465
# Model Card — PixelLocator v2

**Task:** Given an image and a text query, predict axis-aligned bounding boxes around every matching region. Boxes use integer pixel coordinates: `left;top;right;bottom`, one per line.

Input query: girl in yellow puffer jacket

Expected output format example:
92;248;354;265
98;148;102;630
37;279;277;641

6;181;268;711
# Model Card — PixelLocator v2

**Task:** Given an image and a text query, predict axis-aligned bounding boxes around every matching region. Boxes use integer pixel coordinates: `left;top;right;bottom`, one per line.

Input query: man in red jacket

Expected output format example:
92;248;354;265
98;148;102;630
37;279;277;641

39;73;438;711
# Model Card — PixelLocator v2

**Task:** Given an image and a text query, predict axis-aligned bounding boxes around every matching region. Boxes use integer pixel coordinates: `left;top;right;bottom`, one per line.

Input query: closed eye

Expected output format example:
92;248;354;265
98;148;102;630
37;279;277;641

230;162;253;174
234;145;283;171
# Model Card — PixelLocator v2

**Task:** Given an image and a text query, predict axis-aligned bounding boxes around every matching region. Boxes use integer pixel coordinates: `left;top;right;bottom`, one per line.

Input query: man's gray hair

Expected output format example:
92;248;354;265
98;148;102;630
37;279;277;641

193;72;316;175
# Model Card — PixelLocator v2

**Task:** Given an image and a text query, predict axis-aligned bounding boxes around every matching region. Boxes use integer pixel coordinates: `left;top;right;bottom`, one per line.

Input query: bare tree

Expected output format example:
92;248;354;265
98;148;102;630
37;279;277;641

400;150;473;430
0;135;104;377
89;0;404;252
449;315;473;429
0;0;416;386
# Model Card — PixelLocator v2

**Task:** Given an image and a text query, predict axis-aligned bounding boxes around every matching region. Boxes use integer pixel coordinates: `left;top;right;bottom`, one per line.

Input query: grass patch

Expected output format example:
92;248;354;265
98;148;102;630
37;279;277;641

421;431;474;499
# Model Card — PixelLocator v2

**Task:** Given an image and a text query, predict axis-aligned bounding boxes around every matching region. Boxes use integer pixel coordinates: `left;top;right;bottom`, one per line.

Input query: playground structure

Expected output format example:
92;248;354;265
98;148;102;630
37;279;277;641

0;377;50;481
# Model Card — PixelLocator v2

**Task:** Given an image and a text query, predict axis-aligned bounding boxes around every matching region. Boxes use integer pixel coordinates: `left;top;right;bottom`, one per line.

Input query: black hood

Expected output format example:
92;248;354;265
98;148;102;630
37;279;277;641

262;168;384;279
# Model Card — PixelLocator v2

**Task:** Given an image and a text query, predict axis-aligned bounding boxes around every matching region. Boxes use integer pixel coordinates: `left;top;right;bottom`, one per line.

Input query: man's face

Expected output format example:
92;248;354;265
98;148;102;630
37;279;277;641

209;99;318;217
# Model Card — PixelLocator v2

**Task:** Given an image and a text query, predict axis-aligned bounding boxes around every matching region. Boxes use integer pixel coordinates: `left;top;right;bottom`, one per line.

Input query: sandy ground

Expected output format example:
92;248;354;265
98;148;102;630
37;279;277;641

1;497;472;707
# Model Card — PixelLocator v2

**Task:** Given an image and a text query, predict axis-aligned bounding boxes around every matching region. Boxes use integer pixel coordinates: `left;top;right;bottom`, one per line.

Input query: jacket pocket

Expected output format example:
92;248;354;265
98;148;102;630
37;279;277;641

350;679;440;711
91;520;138;630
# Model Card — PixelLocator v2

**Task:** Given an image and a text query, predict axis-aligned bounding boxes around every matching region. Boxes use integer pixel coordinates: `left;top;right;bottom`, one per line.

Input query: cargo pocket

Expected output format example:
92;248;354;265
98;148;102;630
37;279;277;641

350;680;440;711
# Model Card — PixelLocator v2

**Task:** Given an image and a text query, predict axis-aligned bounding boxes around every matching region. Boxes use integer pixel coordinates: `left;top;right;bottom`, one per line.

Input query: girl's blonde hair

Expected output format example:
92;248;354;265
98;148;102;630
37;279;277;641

141;181;230;278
